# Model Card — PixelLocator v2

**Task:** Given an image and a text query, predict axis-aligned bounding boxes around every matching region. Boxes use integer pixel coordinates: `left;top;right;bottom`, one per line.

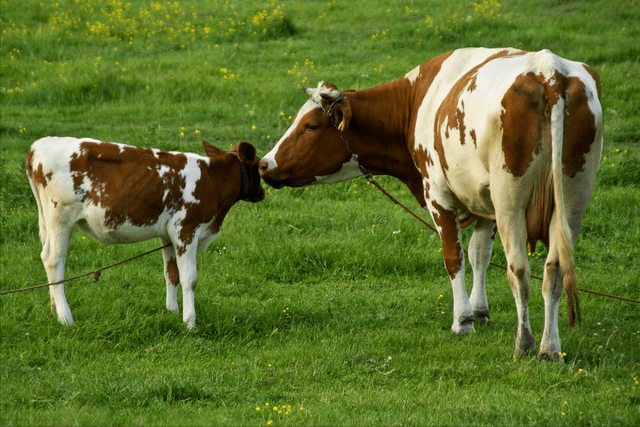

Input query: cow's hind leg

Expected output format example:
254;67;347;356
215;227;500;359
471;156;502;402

538;113;602;361
161;238;180;313
42;225;74;325
468;217;496;323
538;226;564;362
495;210;535;358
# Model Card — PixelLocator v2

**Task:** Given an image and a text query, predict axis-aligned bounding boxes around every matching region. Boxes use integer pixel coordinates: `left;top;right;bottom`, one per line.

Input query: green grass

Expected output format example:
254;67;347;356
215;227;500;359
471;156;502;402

1;0;639;425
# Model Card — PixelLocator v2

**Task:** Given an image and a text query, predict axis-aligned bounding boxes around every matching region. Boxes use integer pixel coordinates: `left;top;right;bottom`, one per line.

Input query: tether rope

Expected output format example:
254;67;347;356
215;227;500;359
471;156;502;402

2;96;637;306
313;92;639;305
0;243;171;296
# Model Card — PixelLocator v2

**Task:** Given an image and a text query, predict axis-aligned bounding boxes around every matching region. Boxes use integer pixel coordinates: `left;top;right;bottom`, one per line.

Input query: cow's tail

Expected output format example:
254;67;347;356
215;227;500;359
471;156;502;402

550;95;580;328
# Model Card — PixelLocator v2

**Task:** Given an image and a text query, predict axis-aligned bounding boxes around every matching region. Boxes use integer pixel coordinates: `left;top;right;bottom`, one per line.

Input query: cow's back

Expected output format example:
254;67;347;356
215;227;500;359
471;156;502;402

414;48;602;222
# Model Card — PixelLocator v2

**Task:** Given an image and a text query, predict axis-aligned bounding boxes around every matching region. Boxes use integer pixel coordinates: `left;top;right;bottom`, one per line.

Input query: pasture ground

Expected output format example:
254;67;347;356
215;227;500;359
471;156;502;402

1;0;639;425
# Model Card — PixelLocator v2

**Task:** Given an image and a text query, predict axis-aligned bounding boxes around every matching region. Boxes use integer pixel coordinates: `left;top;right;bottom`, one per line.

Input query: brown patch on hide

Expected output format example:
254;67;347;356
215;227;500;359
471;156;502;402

431;200;462;280
562;77;598;178
69;141;189;230
500;72;545;177
165;257;180;285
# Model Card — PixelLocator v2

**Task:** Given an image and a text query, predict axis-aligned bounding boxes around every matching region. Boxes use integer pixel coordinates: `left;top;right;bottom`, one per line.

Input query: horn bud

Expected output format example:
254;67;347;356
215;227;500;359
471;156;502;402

320;90;342;102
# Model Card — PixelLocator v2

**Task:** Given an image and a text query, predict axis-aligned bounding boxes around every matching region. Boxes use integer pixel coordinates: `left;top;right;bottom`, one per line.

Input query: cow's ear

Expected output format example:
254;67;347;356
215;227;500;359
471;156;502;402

334;101;352;131
236;142;257;164
202;141;224;158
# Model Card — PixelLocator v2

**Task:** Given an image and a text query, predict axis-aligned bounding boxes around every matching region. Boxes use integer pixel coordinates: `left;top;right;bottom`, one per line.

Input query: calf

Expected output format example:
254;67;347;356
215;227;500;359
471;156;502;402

26;137;265;329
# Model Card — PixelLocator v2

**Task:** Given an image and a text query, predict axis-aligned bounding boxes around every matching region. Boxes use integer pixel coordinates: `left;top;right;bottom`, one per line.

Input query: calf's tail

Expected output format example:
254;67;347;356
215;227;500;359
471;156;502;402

26;149;47;245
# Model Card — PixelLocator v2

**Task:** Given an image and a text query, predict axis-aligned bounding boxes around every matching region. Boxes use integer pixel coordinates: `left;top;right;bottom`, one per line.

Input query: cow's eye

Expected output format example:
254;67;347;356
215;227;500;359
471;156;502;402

306;124;320;131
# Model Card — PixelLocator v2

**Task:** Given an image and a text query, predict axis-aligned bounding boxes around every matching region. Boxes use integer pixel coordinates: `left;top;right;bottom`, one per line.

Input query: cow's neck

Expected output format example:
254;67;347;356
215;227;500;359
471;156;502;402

346;79;426;206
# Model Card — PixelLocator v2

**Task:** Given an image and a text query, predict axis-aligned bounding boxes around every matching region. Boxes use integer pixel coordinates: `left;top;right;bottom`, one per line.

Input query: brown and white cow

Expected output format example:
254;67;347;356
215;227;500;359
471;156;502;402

259;48;603;360
26;137;265;329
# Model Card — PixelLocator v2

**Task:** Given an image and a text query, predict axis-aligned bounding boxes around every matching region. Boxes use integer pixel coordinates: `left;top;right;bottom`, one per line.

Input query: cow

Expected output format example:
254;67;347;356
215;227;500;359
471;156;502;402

259;48;603;361
26;137;265;329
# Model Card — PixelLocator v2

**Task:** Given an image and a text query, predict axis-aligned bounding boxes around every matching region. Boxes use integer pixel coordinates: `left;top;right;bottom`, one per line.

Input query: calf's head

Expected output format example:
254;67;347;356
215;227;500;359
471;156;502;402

259;81;361;188
203;141;265;203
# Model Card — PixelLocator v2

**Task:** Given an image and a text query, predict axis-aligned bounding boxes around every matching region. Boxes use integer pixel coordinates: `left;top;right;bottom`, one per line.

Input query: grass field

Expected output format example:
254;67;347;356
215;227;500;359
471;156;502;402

1;0;639;425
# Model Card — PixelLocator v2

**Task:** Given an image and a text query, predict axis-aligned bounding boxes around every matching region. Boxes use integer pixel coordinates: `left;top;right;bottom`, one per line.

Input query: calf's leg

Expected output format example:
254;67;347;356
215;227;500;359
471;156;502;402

42;225;74;325
175;245;198;329
161;238;180;313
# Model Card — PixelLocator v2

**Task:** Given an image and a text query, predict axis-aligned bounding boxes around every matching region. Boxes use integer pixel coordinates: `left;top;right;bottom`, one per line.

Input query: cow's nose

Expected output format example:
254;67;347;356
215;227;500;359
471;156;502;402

258;159;270;177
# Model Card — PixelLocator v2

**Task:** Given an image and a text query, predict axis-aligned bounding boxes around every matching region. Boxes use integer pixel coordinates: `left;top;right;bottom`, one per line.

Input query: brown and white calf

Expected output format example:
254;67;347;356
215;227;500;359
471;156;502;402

259;48;603;360
26;137;265;329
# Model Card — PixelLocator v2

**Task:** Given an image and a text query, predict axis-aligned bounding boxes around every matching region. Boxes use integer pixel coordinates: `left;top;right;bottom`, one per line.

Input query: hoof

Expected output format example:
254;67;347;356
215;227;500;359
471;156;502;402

57;312;74;326
452;314;476;335
538;351;565;363
512;347;536;360
185;317;196;330
513;342;536;360
473;309;490;323
511;326;536;359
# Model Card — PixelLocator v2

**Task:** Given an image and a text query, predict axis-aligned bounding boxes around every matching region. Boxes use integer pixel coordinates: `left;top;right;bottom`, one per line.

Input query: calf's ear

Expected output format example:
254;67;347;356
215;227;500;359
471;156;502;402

236;142;257;164
202;141;225;157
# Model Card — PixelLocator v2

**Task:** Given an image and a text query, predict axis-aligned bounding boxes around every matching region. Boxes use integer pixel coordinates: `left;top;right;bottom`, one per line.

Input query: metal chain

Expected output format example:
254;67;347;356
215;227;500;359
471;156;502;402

311;95;374;181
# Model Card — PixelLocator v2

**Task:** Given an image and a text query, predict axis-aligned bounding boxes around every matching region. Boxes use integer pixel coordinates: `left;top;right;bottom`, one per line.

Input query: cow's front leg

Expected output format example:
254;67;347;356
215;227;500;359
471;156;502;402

175;244;198;329
468;217;497;323
429;201;475;335
161;238;179;313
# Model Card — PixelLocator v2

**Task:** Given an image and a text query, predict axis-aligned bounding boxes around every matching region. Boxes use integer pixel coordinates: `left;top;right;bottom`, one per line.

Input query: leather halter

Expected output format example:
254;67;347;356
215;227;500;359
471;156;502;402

310;93;373;181
229;152;253;200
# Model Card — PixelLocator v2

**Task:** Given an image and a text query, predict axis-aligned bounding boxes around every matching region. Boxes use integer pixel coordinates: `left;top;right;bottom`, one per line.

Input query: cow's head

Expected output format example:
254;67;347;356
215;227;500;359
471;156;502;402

203;141;265;203
259;81;362;188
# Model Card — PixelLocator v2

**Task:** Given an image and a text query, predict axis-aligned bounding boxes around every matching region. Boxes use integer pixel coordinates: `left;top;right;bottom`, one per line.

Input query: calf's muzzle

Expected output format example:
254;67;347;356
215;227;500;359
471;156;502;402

258;159;286;189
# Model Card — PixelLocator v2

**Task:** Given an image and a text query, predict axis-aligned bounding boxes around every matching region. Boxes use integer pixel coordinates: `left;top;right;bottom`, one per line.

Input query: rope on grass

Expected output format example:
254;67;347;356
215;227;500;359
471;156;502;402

0;243;171;296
